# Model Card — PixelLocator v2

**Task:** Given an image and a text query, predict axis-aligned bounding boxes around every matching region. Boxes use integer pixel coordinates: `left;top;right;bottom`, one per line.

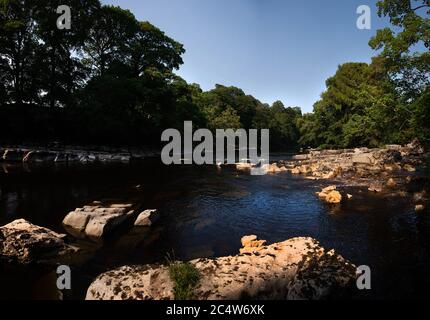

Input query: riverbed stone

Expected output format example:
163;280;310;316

0;219;78;264
415;204;425;212
317;186;342;204
63;202;138;240
386;178;397;189
134;209;159;227
85;236;357;300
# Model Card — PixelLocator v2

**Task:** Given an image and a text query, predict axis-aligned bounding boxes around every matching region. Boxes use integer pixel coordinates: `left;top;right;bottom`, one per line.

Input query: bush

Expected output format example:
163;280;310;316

168;261;200;300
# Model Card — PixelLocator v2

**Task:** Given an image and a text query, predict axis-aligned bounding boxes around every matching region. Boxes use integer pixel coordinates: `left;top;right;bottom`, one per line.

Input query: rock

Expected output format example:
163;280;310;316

352;153;375;165
0;219;78;264
290;167;301;174
292;154;310;160
368;183;383;193
63;202;137;240
262;163;286;174
384;163;401;172
413;191;428;203
235;163;252;171
280;141;425;185
386;145;402;151
386;178;397;189
415;205;425;212
322;171;337;179
134;209;159;227
347;194;353;200
325;191;342;204
0;146;159;164
320;185;337;193
405;139;425;155
239;236;267;254
306;176;319;180
86;236;357;300
240;235;257;247
403;164;416;172
317;186;342;204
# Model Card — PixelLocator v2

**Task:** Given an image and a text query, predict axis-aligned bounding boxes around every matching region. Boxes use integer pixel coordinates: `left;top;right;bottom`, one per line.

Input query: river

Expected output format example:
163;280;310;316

1;159;430;299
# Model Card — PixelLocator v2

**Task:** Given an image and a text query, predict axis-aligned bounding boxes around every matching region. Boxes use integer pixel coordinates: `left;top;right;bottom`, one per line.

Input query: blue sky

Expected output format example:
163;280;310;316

101;0;391;113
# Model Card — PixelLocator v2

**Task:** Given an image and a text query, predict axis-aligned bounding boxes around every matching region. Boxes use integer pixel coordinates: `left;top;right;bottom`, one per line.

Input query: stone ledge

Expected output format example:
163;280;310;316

86;236;357;300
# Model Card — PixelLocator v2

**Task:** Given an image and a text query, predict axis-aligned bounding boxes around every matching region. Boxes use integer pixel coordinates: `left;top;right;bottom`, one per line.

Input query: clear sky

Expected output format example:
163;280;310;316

101;0;391;113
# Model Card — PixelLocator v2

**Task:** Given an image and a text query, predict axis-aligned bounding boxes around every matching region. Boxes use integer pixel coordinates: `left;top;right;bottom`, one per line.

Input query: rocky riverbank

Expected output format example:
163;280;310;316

279;140;426;183
0;145;159;163
274;140;430;208
86;236;357;300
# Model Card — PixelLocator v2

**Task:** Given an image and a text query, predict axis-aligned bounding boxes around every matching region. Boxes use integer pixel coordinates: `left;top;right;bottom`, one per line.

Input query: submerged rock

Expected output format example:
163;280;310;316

86;236;357;300
0;219;78;264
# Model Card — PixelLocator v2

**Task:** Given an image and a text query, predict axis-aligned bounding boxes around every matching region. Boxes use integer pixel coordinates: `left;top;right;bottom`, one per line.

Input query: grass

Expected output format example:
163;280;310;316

166;253;200;300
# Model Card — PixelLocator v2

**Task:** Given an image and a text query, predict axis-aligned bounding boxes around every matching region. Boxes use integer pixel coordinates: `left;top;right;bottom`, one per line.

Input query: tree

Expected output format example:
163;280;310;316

127;21;184;78
369;0;430;99
33;0;100;108
0;0;42;106
81;5;139;77
297;62;405;148
268;101;301;150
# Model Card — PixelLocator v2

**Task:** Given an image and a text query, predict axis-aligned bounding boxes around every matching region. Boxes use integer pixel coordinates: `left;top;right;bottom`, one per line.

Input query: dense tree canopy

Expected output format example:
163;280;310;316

0;0;428;150
299;0;429;149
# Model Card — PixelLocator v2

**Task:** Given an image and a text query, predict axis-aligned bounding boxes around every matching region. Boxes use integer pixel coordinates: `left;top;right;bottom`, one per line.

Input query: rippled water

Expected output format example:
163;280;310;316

1;160;430;299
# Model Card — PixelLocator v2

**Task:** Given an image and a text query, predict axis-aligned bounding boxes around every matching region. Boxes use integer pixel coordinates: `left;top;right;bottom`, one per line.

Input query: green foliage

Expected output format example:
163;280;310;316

369;0;429;98
168;261;200;300
193;86;301;150
0;0;428;151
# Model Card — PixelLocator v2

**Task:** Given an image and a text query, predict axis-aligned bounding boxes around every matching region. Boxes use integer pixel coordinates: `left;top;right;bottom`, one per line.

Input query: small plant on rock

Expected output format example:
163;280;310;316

166;252;200;300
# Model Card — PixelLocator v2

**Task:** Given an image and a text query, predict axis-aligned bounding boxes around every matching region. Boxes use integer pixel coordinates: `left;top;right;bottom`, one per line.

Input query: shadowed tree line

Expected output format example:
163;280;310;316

0;0;429;150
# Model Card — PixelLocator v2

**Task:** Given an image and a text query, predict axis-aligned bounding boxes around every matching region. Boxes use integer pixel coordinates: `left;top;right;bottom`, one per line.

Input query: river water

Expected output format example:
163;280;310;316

1;159;430;299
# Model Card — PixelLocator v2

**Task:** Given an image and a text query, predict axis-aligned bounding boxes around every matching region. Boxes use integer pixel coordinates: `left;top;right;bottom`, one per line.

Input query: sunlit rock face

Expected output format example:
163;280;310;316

86;236;357;300
0;219;78;265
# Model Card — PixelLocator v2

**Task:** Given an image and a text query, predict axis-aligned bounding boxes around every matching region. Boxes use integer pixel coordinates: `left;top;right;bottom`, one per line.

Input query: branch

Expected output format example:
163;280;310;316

412;4;429;11
412;0;430;12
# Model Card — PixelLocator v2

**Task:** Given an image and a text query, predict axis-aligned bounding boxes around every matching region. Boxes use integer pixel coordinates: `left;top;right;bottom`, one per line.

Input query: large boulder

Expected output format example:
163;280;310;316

86;236;357;300
63;202;137;240
0;219;78;264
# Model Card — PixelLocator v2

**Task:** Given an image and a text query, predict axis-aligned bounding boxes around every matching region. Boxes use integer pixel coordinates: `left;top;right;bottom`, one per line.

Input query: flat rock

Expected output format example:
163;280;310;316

0;219;78;264
86;236;357;300
63;202;137;240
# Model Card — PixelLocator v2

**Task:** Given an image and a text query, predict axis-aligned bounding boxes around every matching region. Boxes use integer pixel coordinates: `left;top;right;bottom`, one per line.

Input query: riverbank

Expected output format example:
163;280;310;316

0;145;160;163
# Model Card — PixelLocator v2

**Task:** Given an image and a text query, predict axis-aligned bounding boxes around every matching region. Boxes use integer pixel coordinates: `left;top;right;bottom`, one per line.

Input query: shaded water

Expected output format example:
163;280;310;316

1;160;430;299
